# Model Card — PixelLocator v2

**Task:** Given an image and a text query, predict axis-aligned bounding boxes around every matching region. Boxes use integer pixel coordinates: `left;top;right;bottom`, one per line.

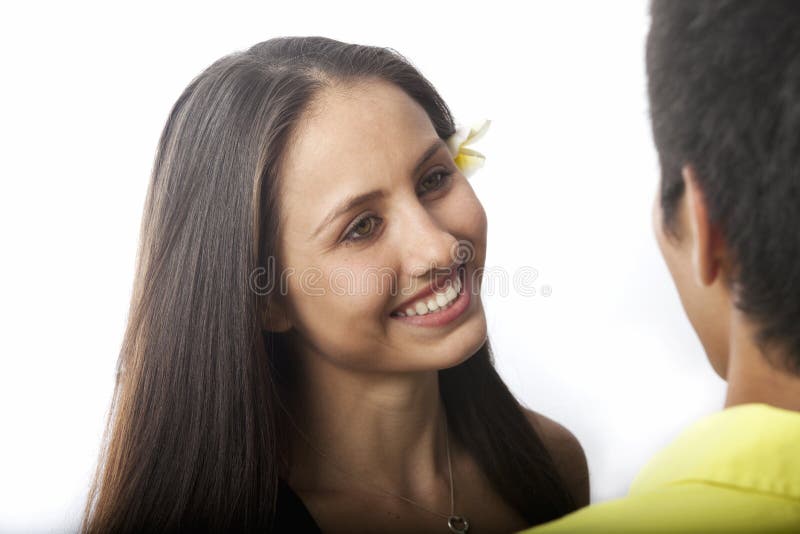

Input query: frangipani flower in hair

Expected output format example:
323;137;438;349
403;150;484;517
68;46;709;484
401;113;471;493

446;119;491;178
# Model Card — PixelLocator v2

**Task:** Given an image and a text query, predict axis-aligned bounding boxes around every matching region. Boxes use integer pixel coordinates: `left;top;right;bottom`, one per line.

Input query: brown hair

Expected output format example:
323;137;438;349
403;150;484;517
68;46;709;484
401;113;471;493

82;36;575;533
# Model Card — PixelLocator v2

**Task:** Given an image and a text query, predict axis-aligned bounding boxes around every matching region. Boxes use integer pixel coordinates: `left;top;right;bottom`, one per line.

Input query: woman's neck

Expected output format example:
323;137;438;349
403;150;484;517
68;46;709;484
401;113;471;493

285;354;451;499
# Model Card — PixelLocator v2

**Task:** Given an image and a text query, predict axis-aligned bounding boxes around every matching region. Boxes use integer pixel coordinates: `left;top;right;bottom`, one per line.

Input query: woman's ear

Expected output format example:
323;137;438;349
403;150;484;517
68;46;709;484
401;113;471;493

682;164;724;287
261;297;292;333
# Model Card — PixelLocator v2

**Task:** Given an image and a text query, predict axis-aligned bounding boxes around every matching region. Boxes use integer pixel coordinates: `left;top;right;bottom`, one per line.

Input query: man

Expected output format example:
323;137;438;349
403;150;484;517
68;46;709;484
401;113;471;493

524;1;800;532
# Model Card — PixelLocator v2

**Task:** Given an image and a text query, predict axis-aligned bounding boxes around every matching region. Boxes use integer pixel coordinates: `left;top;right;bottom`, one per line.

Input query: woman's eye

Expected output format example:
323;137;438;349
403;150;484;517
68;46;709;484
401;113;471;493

417;170;453;195
339;170;452;245
342;214;382;243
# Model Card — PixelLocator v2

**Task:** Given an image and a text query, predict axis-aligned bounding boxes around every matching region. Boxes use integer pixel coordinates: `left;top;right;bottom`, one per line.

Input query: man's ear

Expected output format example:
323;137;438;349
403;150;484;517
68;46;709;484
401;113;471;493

261;297;292;333
682;164;723;287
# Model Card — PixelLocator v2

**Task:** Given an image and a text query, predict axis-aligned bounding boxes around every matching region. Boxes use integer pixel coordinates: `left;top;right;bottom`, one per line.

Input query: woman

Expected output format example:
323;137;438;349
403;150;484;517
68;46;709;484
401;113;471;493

82;37;588;533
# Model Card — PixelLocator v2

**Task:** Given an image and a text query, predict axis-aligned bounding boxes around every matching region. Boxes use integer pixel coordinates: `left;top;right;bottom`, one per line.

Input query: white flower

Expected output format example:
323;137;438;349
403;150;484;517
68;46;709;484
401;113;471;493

446;119;491;178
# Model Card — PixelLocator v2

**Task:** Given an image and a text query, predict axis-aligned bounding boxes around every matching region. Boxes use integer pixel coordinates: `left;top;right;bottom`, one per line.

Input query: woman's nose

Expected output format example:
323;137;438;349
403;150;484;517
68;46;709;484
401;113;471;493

400;209;460;280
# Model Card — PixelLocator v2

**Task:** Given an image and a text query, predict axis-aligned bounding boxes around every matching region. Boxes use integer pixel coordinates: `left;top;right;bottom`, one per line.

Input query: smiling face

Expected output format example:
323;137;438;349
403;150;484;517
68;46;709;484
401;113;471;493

271;79;488;374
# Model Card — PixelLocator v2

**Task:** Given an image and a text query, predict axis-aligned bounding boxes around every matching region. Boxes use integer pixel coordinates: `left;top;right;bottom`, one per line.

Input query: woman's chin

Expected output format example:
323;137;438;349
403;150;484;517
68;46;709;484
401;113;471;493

421;309;488;372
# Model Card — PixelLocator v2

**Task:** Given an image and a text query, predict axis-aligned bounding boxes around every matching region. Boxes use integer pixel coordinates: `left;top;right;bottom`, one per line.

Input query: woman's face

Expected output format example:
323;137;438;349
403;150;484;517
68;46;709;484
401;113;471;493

272;79;488;373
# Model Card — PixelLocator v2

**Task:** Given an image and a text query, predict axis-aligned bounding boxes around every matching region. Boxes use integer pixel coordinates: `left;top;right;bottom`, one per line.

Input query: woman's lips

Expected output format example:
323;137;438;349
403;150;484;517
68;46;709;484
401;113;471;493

389;265;472;327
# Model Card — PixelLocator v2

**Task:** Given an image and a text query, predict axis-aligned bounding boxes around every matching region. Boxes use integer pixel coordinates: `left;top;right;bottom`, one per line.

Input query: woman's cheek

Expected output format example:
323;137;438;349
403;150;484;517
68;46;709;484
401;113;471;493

445;181;488;259
321;262;392;308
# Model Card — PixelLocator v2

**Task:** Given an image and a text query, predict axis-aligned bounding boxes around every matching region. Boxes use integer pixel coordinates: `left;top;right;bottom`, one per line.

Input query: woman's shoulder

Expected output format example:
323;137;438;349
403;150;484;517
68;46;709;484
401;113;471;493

523;408;590;508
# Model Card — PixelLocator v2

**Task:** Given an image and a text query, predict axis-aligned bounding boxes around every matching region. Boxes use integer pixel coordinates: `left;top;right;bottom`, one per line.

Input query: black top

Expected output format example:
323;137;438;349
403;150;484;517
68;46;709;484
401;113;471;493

273;478;322;533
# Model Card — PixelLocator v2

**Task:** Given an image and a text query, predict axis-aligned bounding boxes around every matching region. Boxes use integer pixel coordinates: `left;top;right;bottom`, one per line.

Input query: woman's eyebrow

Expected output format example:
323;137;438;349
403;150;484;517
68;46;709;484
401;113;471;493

311;138;447;239
410;138;447;176
312;189;385;238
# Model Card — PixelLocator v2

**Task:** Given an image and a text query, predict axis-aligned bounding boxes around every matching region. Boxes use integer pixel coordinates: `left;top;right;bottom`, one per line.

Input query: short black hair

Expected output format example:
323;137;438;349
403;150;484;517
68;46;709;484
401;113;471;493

647;0;800;373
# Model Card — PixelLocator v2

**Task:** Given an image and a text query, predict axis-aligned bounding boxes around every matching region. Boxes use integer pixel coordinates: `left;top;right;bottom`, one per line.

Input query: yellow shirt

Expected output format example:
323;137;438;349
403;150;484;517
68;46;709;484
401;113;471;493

523;404;800;533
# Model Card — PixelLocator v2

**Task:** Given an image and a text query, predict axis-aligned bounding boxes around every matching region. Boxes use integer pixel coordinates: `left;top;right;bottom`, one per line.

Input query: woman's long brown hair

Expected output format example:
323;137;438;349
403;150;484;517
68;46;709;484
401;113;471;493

82;37;576;533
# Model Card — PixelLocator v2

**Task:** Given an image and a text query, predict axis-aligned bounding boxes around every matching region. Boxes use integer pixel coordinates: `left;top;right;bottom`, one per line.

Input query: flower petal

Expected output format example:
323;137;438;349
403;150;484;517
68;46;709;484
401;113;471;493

462;119;491;147
446;125;470;157
447;119;490;177
455;150;486;178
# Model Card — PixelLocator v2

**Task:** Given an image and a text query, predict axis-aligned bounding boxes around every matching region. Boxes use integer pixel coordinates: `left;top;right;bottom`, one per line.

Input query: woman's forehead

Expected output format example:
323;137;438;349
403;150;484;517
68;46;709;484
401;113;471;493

279;80;440;221
286;81;436;173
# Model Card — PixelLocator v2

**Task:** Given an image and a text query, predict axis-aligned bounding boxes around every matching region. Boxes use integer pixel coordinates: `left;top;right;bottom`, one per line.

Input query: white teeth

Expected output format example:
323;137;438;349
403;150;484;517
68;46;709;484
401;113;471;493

444;286;457;301
393;270;464;318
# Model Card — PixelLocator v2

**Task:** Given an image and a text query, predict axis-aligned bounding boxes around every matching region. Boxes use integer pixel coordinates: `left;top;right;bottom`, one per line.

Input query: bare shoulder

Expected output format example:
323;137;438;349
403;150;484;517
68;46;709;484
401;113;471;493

523;408;590;508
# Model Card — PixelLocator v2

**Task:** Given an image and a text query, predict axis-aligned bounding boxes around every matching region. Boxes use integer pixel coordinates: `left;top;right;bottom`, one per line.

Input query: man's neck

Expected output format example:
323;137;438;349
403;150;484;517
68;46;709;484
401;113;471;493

724;311;800;412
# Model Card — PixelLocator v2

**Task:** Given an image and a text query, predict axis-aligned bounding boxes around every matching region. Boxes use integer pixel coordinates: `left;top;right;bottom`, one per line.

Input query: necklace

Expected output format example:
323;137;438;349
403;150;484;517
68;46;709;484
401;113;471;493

286;413;470;534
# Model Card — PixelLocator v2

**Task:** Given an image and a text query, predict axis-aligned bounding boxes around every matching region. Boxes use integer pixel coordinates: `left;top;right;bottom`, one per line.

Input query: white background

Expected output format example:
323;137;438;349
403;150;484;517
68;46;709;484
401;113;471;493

0;1;726;531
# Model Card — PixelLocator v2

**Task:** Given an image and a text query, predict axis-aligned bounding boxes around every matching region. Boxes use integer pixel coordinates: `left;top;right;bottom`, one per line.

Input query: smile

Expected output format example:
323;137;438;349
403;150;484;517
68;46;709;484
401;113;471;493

392;274;461;317
389;265;472;327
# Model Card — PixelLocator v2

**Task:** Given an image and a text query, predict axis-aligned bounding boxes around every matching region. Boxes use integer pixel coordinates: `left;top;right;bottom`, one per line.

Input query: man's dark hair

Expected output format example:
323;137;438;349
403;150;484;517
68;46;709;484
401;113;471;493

647;0;800;373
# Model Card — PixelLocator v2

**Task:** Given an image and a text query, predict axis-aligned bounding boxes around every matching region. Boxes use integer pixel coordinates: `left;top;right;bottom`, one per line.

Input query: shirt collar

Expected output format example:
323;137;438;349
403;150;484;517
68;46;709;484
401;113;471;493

630;403;800;501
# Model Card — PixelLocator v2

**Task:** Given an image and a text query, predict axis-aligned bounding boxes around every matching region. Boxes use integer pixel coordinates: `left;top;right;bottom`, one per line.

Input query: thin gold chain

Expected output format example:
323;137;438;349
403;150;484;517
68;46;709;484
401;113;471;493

283;410;457;521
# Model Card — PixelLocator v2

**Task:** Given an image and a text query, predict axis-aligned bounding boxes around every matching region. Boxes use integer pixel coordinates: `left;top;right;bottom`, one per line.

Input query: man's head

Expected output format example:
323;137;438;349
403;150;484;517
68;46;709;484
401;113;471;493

647;0;800;376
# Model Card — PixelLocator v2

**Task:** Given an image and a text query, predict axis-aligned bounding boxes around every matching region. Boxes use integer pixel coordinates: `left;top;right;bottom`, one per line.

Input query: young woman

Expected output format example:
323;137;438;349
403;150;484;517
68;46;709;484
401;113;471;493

82;37;588;533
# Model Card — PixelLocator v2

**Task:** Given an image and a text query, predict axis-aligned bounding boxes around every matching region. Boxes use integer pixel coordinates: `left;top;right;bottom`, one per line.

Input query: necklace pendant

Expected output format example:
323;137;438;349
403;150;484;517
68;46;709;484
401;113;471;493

447;515;469;533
